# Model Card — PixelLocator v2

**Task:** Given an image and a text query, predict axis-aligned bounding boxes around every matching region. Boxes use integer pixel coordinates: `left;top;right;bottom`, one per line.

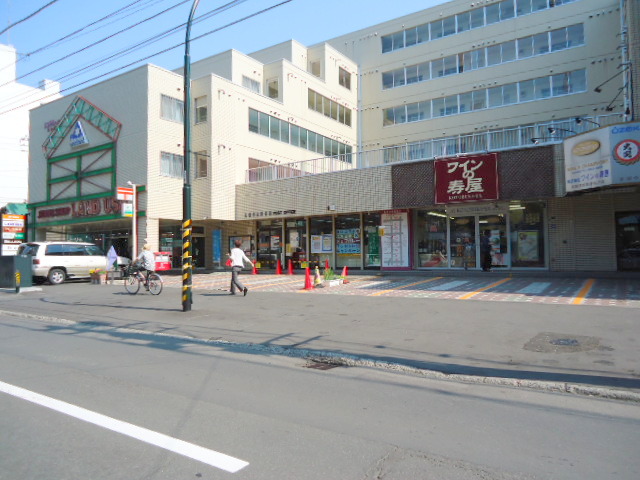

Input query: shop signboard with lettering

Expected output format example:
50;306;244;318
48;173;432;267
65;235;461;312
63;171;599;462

2;214;27;255
564;122;640;192
434;153;499;204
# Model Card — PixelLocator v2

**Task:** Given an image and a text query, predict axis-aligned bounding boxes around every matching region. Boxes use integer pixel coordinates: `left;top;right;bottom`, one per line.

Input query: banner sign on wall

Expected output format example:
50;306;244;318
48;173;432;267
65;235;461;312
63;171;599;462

434;153;499;204
564;122;640;192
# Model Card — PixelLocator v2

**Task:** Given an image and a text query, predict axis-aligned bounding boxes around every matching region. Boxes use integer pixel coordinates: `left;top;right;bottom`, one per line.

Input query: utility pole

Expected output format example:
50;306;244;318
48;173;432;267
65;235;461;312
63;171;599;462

182;0;201;311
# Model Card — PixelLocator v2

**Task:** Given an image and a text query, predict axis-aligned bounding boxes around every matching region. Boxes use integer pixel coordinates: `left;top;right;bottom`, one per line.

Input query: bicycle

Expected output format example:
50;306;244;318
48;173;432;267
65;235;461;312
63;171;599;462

123;264;163;295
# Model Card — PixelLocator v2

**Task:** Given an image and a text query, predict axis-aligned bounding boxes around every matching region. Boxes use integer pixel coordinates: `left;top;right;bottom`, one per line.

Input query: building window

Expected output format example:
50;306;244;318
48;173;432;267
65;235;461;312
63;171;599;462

242;75;261;93
194;96;207;123
339;67;351;90
161;95;184;123
310;61;321;77
195;151;208;179
248;107;352;162
380;0;579;54
160;152;183;178
382;24;583;90
382;69;586;126
308;89;352;126
267;79;279;99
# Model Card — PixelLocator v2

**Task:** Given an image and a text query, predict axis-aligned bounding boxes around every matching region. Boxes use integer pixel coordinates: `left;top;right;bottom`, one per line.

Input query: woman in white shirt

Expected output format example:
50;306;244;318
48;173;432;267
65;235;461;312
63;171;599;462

228;239;252;296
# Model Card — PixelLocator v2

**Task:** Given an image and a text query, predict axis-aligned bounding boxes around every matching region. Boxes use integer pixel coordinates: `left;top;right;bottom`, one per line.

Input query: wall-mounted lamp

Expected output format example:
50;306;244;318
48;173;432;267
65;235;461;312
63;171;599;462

575;117;601;127
548;127;576;135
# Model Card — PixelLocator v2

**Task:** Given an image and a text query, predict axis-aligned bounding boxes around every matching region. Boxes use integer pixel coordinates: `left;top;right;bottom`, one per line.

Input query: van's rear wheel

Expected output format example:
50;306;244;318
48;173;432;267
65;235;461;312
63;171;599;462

48;268;66;285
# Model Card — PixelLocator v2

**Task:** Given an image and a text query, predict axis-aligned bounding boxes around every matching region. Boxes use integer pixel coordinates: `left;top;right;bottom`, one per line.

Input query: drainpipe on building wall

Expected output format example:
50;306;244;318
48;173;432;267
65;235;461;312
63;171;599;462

357;65;363;167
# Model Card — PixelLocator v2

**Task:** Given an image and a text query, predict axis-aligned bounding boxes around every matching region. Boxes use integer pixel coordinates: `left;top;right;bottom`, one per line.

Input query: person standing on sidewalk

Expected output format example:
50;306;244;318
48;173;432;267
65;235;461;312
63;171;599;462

228;239;252;296
480;230;492;272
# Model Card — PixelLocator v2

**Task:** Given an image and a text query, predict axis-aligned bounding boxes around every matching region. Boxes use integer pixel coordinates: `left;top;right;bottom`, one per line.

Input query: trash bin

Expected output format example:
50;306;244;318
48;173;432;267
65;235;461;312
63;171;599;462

154;252;172;271
0;255;33;289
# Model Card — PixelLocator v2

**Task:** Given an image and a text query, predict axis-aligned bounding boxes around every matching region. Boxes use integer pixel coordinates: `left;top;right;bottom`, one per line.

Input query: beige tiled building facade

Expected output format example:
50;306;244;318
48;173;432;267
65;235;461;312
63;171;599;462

28;0;640;273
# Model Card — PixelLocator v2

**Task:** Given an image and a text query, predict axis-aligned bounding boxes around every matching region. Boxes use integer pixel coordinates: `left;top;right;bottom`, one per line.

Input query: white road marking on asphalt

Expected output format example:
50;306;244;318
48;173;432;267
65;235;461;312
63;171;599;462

429;281;468;291
517;282;551;294
0;380;249;473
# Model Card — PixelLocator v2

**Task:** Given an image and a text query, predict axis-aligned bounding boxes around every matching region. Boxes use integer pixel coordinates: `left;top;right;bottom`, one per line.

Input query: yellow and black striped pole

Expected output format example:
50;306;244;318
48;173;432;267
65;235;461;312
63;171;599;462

182;0;200;312
182;218;193;310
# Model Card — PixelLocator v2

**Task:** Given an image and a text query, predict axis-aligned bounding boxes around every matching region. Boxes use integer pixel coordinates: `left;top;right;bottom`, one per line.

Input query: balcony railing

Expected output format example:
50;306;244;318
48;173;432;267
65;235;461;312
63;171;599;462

245;114;620;183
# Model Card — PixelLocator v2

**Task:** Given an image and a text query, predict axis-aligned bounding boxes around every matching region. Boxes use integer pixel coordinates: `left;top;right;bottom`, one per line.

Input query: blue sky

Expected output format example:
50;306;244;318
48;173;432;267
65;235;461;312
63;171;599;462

2;0;446;94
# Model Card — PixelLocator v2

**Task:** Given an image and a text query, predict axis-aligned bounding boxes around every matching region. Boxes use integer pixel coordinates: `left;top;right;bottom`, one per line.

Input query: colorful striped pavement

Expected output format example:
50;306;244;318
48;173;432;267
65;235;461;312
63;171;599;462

160;271;640;308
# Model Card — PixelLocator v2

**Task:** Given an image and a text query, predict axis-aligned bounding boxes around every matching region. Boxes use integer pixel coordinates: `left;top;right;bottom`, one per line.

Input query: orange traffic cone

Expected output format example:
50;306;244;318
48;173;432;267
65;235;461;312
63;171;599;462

276;258;283;275
287;258;294;275
324;259;330;270
252;261;259;274
341;265;349;283
303;267;314;290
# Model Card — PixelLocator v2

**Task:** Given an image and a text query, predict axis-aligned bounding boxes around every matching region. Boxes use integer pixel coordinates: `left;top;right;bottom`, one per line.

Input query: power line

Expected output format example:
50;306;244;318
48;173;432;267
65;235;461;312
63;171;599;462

0;0;264;113
0;0;192;90
0;1;293;117
0;0;62;36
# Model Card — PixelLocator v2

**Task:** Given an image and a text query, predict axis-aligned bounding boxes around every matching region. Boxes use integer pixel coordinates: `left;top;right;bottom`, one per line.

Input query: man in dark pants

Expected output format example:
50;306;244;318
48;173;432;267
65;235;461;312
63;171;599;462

480;230;492;272
228;239;252;296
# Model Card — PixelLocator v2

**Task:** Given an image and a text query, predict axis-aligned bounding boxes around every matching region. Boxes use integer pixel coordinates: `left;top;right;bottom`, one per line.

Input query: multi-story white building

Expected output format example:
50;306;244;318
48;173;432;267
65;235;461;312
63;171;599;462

27;0;640;274
0;44;60;206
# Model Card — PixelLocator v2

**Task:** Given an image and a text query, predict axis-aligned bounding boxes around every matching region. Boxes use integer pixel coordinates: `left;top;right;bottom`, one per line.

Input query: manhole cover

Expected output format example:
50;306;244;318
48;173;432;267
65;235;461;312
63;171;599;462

549;338;579;347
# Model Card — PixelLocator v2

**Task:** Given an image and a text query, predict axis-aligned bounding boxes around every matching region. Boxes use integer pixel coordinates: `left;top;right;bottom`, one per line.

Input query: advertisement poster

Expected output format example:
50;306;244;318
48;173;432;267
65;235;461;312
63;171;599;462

380;211;409;268
336;228;361;254
311;234;333;253
212;229;222;266
517;231;539;262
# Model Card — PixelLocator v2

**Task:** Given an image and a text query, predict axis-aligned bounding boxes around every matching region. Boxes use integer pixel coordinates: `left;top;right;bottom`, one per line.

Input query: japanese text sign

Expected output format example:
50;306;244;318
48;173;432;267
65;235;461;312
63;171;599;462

434;153;499;204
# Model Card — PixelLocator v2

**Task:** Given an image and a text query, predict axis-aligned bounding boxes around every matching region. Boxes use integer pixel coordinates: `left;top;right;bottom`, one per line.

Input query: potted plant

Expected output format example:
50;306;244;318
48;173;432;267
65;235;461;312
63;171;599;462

89;268;107;284
322;267;343;287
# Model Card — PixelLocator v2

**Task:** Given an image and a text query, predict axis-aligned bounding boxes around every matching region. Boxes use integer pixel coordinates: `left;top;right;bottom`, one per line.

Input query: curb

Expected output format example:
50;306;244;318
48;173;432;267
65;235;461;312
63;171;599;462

2;309;640;403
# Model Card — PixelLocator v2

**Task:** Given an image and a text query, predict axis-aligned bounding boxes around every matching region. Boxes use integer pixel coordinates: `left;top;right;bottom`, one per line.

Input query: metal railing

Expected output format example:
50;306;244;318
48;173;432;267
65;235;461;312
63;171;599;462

245;114;620;183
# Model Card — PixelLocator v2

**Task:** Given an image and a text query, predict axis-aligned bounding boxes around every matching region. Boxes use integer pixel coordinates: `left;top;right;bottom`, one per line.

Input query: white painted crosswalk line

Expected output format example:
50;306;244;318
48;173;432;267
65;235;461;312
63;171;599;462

0;380;249;473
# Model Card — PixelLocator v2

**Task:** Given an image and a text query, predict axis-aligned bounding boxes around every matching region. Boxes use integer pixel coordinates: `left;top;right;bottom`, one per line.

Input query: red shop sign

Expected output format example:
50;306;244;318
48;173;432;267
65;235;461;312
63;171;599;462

434;153;499;204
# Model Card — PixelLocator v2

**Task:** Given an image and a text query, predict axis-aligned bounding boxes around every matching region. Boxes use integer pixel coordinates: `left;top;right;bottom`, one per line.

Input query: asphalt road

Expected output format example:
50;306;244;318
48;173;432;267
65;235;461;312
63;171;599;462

1;315;639;479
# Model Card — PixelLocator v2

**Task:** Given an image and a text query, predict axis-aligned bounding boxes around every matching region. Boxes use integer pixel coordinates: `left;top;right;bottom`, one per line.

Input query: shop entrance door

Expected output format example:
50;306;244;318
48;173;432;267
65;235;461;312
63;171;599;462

479;214;508;269
449;216;476;269
616;211;640;271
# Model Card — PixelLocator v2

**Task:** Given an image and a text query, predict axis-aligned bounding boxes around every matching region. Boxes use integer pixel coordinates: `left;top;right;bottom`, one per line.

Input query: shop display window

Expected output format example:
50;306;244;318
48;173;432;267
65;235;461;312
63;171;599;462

310;216;332;269
335;215;361;269
509;202;545;268
416;210;448;268
363;213;381;269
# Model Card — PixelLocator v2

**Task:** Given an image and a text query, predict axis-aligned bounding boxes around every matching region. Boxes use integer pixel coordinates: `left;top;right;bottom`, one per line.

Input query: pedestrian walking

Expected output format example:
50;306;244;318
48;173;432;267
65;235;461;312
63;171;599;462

480;230;492;272
228;239;252;296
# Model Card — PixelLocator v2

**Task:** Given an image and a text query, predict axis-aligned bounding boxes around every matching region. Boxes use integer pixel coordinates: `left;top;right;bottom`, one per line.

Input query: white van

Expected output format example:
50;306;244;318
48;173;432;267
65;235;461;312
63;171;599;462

17;241;111;285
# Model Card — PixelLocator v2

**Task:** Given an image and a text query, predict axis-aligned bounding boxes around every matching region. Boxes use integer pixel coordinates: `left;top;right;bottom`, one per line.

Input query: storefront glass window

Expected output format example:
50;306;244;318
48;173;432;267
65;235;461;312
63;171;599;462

160;224;182;267
363;213;381;269
309;216;333;269
257;220;282;269
415;210;448;268
335;215;361;270
509;202;545;268
285;218;307;270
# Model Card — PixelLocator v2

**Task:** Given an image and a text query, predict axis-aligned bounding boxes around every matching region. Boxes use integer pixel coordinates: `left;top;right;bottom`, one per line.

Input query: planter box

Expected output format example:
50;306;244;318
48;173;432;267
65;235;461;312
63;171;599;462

324;278;343;287
90;274;107;285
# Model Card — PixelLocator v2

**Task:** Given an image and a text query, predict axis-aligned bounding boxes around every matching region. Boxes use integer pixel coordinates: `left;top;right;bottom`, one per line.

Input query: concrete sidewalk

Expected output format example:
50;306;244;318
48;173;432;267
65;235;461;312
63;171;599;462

1;274;639;402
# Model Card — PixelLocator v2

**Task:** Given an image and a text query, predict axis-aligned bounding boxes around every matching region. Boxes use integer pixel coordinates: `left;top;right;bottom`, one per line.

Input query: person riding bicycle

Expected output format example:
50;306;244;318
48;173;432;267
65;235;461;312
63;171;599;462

135;244;155;290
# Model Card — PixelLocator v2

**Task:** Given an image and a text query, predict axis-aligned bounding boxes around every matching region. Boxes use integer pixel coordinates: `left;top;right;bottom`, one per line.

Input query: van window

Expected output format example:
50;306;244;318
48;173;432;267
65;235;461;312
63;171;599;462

45;244;66;255
18;244;39;255
85;245;105;256
65;244;87;256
